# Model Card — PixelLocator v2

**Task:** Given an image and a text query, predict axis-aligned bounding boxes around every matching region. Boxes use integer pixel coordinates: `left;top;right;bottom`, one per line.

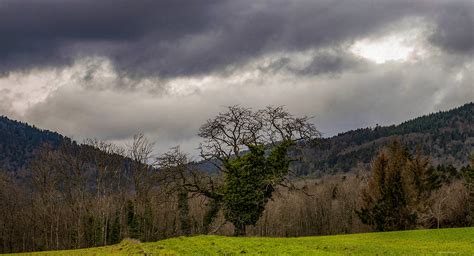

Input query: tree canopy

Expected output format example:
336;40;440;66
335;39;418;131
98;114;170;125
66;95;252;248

161;105;320;235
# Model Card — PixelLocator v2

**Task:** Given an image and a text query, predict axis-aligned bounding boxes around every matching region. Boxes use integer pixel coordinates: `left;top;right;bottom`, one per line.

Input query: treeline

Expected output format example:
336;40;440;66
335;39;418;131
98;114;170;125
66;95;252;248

1;103;473;177
0;135;167;253
357;141;472;231
1;105;473;254
0;138;472;253
0;116;65;172
296;102;473;176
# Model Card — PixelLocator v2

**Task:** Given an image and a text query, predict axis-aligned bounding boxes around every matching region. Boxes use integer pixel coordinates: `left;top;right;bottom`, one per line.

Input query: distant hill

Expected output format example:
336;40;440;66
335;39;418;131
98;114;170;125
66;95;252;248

0;116;66;172
293;102;473;176
0;103;473;176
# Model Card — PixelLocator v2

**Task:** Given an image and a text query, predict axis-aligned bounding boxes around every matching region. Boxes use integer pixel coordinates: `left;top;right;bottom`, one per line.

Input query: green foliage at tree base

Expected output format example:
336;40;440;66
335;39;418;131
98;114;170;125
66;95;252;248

222;141;293;236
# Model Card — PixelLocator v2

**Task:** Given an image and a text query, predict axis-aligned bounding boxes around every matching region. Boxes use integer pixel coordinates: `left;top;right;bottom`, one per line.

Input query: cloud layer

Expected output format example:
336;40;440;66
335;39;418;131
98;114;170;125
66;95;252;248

0;0;473;155
1;0;472;77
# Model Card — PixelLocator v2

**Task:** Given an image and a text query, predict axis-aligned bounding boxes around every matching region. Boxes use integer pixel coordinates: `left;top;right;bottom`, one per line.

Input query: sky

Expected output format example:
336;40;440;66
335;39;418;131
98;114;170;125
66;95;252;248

0;0;473;156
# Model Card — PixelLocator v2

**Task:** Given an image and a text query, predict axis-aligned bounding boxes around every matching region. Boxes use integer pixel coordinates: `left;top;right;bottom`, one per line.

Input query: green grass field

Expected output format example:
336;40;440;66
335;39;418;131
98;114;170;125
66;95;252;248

10;227;474;255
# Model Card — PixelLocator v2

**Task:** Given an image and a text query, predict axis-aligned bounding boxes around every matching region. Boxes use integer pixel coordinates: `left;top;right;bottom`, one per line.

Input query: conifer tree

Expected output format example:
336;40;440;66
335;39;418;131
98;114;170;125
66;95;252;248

463;155;474;226
108;213;121;244
357;141;425;231
126;200;140;239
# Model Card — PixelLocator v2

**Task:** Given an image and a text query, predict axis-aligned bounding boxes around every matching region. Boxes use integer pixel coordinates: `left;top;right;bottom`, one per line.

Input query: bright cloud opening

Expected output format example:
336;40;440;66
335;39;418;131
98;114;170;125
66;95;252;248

350;36;413;64
350;23;428;64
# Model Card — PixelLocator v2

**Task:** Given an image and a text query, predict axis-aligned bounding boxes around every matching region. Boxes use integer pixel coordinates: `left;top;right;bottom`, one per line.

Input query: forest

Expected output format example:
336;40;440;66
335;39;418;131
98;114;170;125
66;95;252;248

0;104;473;254
1;0;474;254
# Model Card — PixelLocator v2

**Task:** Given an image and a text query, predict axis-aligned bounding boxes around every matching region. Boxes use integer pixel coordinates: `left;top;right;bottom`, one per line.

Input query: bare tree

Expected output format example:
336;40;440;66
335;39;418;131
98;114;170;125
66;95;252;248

83;139;126;246
199;105;319;162
126;133;159;241
189;105;320;235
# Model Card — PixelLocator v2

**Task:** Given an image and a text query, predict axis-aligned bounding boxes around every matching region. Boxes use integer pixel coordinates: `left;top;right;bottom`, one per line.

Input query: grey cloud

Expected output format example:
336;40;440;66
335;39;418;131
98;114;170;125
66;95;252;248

0;0;471;158
19;53;474;155
0;0;223;75
259;49;367;76
296;50;367;76
0;89;14;117
1;0;472;78
23;84;217;154
99;0;422;77
428;0;474;54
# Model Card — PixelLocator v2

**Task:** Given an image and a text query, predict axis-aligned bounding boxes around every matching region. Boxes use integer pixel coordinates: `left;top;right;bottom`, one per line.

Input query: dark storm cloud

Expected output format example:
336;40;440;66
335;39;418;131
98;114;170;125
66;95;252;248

91;0;425;77
259;49;367;76
428;0;474;54
20;52;473;155
0;0;222;74
297;51;367;76
0;0;472;78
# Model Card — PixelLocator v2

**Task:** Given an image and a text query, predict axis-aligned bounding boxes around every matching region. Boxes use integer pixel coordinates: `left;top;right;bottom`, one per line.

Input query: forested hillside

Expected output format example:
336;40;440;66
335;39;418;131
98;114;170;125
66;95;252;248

0;116;65;172
1;103;473;176
294;102;473;176
0;104;472;254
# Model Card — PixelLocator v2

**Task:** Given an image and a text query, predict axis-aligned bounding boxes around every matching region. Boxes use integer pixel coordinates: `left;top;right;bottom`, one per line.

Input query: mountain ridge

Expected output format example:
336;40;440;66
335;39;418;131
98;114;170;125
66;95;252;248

0;102;472;175
294;102;473;175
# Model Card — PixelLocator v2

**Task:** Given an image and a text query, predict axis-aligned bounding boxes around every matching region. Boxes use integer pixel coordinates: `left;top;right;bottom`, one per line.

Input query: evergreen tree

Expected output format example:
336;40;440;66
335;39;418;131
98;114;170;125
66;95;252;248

408;147;430;197
357;141;422;231
463;156;474;226
126;200;140;239
82;214;103;247
426;166;442;192
108;213;121;244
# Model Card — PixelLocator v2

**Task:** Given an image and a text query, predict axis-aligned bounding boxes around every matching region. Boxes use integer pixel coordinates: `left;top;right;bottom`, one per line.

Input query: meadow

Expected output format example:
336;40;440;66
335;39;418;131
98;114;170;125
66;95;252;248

9;227;474;255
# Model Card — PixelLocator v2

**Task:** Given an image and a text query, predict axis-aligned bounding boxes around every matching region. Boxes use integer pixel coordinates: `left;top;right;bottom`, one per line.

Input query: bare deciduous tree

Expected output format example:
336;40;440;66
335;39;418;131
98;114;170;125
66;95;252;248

199;105;319;162
179;105;321;235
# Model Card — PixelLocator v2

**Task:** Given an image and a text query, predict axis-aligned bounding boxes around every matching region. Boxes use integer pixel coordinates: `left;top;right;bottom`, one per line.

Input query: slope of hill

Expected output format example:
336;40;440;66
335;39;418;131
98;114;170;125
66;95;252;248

0;102;472;176
294;102;473;176
0;116;66;172
7;228;474;255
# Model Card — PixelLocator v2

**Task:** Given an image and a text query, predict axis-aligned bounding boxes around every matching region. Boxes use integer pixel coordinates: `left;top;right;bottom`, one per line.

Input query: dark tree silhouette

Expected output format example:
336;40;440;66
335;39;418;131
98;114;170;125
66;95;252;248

164;105;320;236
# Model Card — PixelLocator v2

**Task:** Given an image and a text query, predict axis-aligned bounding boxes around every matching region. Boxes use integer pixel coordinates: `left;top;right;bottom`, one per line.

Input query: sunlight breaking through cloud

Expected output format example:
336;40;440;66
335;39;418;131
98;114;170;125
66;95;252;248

350;21;429;64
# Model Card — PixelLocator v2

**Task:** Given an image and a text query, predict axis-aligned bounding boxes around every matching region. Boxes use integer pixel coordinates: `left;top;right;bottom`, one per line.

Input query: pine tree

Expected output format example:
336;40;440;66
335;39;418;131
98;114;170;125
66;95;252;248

357;141;421;231
463;156;474;226
108;213;121;244
126;200;140;239
426;166;442;192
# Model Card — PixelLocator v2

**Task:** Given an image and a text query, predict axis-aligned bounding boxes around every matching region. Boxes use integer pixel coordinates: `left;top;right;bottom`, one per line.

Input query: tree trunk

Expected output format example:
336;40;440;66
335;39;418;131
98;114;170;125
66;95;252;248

233;223;246;236
56;215;59;250
177;190;191;236
202;199;220;234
